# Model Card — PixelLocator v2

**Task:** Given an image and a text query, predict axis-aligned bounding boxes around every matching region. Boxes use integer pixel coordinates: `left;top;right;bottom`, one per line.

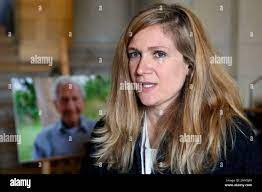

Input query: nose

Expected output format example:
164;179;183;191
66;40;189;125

136;54;152;76
66;99;75;111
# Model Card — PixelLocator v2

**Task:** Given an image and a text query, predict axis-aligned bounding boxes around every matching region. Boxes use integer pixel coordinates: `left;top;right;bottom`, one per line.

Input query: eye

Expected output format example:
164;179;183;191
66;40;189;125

154;50;167;58
128;51;140;59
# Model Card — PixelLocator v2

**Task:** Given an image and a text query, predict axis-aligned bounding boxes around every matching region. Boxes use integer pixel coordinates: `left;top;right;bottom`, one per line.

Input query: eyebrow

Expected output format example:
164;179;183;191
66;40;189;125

127;47;140;52
127;46;169;51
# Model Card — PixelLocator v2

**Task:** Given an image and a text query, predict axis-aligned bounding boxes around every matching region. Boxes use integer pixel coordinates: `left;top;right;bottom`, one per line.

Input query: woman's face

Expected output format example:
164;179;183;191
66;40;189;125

128;24;189;110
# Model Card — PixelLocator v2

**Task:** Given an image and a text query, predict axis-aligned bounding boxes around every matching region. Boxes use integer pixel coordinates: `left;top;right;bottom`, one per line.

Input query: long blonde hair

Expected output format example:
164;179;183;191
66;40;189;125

91;3;251;174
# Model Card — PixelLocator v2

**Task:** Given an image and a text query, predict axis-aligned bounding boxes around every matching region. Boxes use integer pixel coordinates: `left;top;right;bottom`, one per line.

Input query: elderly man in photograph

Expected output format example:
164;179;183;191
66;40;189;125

33;76;96;160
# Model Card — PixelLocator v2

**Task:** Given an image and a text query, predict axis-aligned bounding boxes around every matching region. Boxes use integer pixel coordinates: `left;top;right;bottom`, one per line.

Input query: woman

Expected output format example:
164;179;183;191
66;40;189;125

81;3;258;175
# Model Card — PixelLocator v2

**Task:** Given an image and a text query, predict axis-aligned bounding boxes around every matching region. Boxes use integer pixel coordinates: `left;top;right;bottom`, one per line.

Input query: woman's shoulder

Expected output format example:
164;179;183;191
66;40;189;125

211;116;261;174
94;116;106;129
80;117;112;175
232;116;254;145
231;116;255;159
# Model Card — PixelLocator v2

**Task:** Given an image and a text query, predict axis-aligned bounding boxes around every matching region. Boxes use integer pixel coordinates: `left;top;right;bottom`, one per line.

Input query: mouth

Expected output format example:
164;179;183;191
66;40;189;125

138;82;158;92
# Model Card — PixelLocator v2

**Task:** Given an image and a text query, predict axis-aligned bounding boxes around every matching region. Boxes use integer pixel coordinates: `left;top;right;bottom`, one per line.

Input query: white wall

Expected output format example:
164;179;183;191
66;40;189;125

237;0;262;107
184;0;262;108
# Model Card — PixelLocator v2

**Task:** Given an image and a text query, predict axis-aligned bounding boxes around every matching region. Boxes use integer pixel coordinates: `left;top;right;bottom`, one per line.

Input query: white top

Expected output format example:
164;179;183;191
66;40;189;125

140;112;157;174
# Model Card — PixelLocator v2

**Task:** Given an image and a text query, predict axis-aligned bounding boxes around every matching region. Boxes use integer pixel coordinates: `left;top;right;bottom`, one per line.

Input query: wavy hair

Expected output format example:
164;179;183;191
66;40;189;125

91;3;251;174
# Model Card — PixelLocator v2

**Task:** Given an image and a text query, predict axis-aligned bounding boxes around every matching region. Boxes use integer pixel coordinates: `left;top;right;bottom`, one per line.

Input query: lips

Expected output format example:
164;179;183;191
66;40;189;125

142;82;156;88
138;82;157;92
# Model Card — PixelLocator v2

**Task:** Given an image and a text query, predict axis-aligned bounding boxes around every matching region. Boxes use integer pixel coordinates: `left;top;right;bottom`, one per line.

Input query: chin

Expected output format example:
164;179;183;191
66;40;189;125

139;96;159;107
64;117;80;126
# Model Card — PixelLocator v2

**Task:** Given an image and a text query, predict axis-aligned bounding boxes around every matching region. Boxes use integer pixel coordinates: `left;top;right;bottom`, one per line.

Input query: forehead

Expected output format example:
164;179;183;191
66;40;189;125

57;83;81;97
128;24;175;49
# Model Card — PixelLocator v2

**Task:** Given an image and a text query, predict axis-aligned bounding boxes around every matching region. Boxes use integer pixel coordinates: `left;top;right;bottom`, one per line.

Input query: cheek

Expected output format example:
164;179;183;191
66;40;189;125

129;62;138;81
159;60;187;94
57;103;66;113
77;101;84;112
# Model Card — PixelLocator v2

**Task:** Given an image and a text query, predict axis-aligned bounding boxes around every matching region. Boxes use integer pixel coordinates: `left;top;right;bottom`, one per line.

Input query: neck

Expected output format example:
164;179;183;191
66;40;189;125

145;105;166;148
62;120;80;129
145;97;176;147
146;107;162;127
146;98;173;128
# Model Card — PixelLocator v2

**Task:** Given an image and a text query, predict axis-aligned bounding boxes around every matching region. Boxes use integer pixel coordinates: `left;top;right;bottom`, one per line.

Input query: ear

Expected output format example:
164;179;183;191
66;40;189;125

185;63;190;75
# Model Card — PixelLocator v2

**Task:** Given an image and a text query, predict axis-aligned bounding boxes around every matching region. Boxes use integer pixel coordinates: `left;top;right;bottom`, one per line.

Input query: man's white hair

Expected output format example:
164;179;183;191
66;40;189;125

52;76;86;100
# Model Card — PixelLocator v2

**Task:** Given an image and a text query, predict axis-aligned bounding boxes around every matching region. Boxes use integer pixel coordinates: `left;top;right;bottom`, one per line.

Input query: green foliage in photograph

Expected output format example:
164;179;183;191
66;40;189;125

13;78;39;123
83;75;111;120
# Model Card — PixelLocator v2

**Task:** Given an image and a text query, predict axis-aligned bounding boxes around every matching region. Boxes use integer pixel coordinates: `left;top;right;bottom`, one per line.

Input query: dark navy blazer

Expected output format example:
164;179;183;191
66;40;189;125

81;117;262;175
